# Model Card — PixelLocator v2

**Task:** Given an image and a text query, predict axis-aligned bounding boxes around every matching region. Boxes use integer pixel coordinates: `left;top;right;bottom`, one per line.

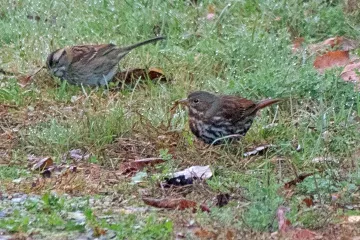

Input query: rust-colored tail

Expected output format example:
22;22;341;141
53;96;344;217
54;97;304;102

255;98;281;110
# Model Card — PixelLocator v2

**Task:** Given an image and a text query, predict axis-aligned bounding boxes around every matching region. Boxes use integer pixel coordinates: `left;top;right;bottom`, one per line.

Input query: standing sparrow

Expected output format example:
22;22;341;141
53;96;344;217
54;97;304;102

46;36;165;86
178;91;280;145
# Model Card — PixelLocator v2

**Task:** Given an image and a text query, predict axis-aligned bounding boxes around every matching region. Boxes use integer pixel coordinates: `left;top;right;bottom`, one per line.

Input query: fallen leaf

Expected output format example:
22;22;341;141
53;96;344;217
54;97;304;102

194;228;217;239
65;149;90;161
225;229;235;240
340;60;360;84
309;36;359;53
165;165;212;186
313;50;350;73
142;197;197;210
302;198;314;207
114;68;167;86
119;158;165;175
28;155;54;171
292;229;317;240
277;206;291;233
199;204;211;213
148;67;166;80
18;67;44;87
18;75;32;87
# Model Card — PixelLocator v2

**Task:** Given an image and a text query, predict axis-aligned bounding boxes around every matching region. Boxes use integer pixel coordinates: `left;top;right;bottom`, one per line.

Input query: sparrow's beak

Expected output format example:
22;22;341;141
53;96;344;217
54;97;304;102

177;98;189;106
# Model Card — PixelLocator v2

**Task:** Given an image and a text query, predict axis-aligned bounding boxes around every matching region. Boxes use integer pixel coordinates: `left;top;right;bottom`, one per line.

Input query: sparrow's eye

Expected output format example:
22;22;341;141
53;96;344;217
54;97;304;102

193;99;199;104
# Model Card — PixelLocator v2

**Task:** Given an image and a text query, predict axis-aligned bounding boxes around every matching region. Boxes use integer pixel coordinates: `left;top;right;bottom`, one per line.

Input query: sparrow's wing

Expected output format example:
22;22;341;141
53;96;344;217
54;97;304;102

70;44;118;65
218;96;257;123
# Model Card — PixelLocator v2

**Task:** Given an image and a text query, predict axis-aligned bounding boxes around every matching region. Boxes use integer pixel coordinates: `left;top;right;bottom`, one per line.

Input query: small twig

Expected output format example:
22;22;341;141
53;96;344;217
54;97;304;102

134;157;165;162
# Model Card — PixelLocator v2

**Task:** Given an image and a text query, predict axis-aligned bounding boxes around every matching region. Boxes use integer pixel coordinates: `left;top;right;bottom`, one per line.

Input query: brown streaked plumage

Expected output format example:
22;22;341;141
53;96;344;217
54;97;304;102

179;91;280;145
46;36;166;86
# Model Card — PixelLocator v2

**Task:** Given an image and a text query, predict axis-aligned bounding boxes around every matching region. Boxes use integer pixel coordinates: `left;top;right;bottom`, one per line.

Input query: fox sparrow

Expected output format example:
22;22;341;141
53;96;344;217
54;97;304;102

178;91;280;145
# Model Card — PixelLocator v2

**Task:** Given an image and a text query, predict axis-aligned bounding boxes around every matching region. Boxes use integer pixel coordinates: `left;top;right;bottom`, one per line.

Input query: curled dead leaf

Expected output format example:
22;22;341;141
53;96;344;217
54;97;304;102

313;50;350;73
114;67;167;86
28;155;54;171
143;197;196;210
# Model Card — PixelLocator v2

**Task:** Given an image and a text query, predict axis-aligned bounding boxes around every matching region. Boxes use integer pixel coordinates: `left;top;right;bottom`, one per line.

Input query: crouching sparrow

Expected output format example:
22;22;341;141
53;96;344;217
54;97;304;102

46;36;165;86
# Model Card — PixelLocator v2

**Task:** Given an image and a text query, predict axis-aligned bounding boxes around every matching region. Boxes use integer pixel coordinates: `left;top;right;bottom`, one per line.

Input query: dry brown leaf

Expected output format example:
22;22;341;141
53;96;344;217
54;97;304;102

277;206;291;233
29;156;54;171
313;50;350;73
114;67;167;85
18;66;44;87
142;197;197;210
291;229;317;240
148;67;166;80
194;228;217;239
225;229;235;240
302;198;314;207
309;37;359;53
18;75;33;88
275;206;319;239
341;60;360;84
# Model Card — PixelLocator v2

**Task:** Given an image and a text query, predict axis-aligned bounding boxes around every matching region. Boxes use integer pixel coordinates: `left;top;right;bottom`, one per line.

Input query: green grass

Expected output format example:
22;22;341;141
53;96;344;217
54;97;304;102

0;193;172;239
1;0;360;238
0;166;29;180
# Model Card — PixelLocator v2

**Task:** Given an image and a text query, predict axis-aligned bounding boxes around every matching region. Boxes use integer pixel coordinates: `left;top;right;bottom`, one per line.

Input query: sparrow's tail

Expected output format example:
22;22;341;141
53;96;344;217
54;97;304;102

255;98;281;110
121;36;166;52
